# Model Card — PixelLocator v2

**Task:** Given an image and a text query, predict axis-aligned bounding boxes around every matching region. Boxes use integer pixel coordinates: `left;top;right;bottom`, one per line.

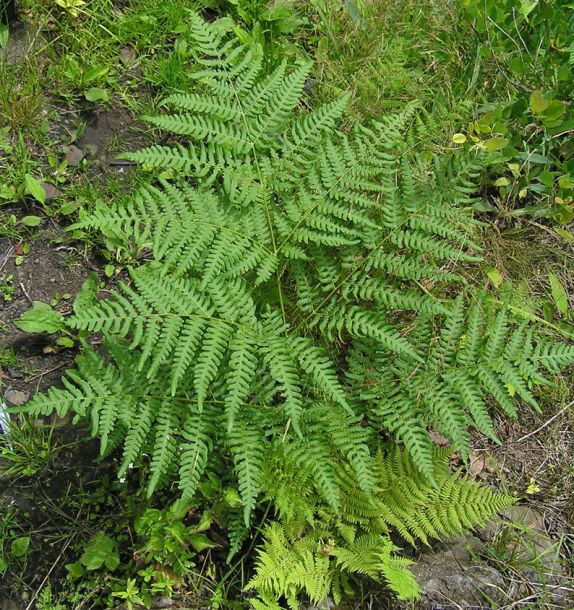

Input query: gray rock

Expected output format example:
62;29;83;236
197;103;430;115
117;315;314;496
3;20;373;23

6;368;23;380
410;535;508;605
40;182;62;201
4;389;28;406
304;77;317;97
0;24;42;65
503;505;546;531
151;597;173;609
65;145;85;166
83;143;99;159
120;46;137;64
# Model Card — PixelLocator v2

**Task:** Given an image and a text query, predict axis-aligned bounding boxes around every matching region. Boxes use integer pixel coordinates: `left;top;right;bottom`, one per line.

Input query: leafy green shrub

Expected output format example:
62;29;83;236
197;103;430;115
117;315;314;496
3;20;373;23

461;0;573;89
20;12;574;606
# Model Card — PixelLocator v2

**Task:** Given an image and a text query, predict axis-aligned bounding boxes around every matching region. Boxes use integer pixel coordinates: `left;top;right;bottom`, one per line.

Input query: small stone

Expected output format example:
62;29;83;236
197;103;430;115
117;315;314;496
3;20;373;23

454;533;483;552
40;182;62;201
120;46;137;64
502;505;545;531
4;390;28;406
65;145;85;166
151;596;173;609
6;368;24;380
304;77;317;97
1;599;22;610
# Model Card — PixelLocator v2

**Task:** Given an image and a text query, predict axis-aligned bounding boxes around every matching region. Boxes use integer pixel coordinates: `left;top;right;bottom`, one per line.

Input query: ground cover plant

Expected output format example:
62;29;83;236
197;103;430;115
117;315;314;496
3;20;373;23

1;1;573;609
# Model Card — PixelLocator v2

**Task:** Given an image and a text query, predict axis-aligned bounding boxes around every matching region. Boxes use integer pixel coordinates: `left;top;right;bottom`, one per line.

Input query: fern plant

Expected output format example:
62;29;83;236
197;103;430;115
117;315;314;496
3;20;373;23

250;446;515;607
20;11;574;607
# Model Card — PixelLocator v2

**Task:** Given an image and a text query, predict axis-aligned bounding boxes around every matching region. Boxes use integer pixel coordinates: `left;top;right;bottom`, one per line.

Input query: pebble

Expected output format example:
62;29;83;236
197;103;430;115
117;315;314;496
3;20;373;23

40;182;62;201
83;143;99;159
4;389;28;406
151;597;173;609
304;76;317;97
6;368;24;380
65;145;85;166
120;46;137;64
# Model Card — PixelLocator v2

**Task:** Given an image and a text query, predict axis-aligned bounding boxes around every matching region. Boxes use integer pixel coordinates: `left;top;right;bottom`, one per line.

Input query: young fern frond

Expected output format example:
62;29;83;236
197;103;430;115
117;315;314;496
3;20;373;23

250;446;514;606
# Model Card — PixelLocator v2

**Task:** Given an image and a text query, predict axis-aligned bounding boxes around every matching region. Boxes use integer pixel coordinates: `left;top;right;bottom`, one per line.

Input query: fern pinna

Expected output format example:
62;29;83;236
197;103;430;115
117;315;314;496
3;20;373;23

22;12;574;606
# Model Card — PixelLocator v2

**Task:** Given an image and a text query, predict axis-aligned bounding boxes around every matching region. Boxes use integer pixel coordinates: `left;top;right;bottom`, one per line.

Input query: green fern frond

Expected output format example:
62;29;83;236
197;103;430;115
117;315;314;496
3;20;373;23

179;409;212;500
229;412;265;526
348;295;570;478
225;331;259;432
253;446;512;607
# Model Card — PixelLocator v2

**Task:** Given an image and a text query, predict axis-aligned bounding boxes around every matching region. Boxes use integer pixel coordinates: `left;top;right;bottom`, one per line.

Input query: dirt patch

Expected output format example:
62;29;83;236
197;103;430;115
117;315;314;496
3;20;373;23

0;226;96;397
0;223;106;606
77;107;149;174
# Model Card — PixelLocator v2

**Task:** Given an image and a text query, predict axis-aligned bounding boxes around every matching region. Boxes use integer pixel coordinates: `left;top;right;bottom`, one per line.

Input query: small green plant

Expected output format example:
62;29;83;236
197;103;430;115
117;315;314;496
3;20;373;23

58;54;113;102
54;0;87;19
134;499;217;582
457;92;574;223
0;500;30;578
111;578;148;610
0;347;18;368
201;0;308;65
36;584;67;610
14;300;76;348
0;274;15;302
0;416;54;479
80;532;120;572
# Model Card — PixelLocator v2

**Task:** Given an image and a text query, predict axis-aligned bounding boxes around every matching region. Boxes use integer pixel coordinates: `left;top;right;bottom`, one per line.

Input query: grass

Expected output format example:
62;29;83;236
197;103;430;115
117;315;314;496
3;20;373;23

0;0;572;608
0;346;18;367
309;0;472;121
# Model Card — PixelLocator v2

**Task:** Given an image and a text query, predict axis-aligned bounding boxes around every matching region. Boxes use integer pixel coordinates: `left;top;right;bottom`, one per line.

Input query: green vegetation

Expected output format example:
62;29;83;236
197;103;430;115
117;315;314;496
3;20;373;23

1;1;573;609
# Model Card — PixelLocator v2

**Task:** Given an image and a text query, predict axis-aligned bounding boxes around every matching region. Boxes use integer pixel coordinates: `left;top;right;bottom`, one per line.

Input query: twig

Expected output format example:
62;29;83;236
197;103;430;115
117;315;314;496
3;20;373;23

19;281;33;304
0;245;14;273
108;159;136;166
514;401;573;445
526;219;569;242
25;362;68;383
